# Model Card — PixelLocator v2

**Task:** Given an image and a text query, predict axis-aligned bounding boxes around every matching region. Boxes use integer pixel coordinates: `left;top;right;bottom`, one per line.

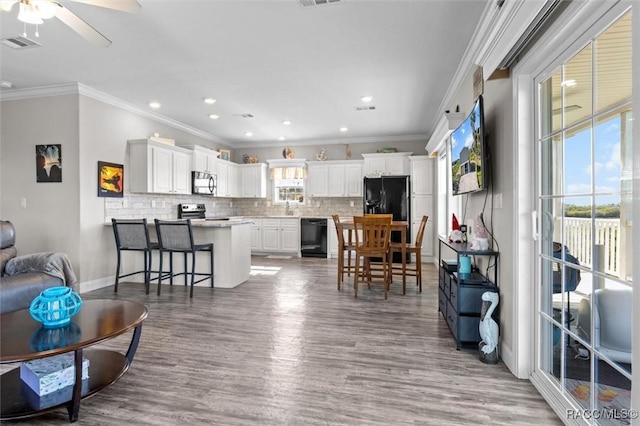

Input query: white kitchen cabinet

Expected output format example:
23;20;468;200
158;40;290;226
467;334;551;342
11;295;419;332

409;155;434;195
238;163;268;198
345;163;363;196
257;218;300;254
409;156;435;260
250;218;262;251
362;152;412;176
214;159;239;197
128;139;192;194
306;160;362;197
185;145;219;174
306;163;329;197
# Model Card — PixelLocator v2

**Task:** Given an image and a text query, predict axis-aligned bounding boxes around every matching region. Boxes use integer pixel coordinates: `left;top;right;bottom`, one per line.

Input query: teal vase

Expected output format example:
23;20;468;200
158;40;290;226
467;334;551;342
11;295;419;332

29;286;82;328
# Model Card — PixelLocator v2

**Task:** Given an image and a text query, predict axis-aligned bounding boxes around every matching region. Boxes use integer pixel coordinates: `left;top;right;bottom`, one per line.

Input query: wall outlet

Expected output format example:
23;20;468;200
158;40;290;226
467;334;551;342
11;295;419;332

254;201;258;207
316;201;320;207
122;198;127;208
151;200;156;208
350;201;354;207
20;197;27;209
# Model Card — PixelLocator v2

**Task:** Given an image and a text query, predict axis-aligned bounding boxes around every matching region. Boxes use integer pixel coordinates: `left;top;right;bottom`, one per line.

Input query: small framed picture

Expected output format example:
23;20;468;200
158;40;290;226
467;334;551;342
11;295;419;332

98;161;124;198
219;149;231;161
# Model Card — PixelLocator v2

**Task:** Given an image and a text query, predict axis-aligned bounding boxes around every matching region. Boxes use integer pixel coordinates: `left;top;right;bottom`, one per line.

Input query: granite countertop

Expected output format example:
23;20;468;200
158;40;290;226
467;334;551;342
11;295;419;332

190;218;254;227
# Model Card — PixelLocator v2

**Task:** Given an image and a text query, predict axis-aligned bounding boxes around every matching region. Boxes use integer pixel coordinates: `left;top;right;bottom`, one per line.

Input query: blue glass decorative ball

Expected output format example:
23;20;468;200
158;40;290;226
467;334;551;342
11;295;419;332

29;286;83;328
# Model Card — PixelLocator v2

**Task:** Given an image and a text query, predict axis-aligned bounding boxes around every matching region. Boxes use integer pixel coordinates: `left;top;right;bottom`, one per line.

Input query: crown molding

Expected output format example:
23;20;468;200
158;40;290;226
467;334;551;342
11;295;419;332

426;0;548;149
0;82;230;145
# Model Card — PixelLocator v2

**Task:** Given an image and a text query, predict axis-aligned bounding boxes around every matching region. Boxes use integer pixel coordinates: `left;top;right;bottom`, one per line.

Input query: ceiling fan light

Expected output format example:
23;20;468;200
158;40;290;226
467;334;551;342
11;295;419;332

36;1;57;19
0;0;18;12
18;2;43;24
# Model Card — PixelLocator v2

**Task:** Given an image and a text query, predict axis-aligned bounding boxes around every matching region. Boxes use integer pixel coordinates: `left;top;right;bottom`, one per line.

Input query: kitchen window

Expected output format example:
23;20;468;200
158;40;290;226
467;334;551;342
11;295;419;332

274;177;304;205
268;161;307;205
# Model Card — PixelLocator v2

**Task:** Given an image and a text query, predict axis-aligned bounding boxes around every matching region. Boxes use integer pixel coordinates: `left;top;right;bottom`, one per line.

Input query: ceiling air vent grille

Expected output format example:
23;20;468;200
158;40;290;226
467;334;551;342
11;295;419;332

355;106;376;111
299;0;342;7
0;35;41;49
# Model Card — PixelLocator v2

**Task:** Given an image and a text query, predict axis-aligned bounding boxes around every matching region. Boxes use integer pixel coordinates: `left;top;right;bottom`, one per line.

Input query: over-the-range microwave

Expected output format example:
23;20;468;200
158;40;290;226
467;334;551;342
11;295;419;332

192;171;216;195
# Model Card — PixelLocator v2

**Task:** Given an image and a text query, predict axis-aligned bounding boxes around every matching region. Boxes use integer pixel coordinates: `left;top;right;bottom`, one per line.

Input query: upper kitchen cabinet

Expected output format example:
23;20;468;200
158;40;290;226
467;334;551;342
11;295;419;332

306;160;363;197
184;145;219;174
238;163;268;198
128;139;192;194
215;158;240;198
362;152;412;176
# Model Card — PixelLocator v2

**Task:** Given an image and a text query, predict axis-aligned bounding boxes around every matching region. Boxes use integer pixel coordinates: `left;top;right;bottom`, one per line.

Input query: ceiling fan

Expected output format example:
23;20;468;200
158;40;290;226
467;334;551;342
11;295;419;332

0;0;140;47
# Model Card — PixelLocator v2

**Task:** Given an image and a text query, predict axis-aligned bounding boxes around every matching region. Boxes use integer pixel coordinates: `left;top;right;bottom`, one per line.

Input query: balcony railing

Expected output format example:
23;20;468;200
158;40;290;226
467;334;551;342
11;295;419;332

561;217;620;277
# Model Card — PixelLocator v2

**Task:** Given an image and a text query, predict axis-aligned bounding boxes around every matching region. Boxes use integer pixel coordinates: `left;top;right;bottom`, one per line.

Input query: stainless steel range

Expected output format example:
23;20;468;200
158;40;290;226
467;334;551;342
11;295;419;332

178;203;206;219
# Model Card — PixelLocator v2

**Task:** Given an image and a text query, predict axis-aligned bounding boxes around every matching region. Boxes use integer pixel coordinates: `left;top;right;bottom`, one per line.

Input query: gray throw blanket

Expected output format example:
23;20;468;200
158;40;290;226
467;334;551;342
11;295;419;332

5;252;78;288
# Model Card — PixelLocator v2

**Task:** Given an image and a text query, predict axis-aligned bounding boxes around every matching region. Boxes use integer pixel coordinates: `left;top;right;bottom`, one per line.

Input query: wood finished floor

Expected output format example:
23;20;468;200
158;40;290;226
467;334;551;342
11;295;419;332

2;257;561;425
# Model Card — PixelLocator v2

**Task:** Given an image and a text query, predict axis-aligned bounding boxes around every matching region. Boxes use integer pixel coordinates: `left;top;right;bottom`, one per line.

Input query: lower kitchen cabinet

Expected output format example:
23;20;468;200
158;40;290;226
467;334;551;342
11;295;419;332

250;218;262;251
253;218;300;254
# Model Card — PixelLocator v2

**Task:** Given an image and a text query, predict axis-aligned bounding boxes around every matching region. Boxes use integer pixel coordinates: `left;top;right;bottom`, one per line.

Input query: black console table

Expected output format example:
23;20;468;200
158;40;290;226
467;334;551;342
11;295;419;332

438;239;499;350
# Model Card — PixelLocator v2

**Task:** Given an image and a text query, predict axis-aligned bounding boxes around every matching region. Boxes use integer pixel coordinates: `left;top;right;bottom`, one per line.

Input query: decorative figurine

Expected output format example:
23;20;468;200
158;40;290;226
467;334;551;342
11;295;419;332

448;213;463;243
470;214;489;251
345;144;351;160
283;147;295;159
479;291;500;364
316;148;327;161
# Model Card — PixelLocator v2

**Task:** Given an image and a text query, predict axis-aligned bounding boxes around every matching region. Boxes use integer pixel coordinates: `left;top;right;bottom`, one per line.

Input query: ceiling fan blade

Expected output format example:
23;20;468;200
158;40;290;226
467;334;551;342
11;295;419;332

68;0;140;13
55;5;112;47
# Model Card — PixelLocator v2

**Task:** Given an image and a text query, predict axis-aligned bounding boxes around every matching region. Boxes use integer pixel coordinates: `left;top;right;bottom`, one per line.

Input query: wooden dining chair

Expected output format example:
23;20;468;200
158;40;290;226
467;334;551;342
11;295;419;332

353;215;392;299
389;215;428;293
332;215;356;290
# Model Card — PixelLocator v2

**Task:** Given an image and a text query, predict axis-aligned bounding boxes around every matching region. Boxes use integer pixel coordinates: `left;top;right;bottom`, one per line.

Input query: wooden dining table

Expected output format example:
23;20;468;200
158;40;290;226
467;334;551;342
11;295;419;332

340;218;409;294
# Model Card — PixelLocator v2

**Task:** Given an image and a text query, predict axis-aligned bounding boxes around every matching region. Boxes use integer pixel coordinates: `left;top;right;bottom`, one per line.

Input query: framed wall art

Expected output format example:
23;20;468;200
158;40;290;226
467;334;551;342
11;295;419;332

219;149;231;161
98;161;124;198
35;144;62;183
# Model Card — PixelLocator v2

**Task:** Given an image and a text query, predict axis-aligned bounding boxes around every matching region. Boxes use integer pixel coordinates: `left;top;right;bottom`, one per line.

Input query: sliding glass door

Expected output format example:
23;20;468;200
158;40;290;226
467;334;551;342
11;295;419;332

536;9;633;423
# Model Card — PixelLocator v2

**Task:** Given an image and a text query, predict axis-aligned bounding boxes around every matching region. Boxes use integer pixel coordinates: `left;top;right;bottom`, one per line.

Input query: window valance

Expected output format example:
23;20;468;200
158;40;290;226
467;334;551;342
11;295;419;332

267;159;308;180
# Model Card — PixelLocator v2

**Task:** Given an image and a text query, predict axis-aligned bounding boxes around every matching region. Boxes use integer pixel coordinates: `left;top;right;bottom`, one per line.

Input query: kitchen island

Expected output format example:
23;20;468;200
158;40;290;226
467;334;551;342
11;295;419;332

107;218;252;289
189;219;252;288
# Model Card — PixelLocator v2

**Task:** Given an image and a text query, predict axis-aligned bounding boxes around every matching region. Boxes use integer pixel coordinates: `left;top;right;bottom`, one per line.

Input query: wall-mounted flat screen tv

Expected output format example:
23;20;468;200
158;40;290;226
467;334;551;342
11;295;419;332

450;95;486;196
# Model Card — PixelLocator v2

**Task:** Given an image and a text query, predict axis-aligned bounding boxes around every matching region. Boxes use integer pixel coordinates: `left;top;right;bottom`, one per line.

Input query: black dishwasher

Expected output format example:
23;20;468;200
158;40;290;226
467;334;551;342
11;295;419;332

300;218;328;258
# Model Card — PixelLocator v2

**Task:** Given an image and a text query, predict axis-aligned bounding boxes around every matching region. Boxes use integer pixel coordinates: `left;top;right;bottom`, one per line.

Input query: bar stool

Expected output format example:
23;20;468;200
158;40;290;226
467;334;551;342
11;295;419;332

111;218;160;294
154;219;214;298
332;214;356;290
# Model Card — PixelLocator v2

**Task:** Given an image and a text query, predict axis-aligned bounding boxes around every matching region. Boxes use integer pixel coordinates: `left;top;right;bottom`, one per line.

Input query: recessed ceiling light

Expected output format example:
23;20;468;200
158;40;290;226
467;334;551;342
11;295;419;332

282;120;292;126
203;98;216;104
209;114;219;120
340;127;348;132
561;79;577;87
278;136;286;141
245;132;253;137
149;101;161;109
361;95;373;103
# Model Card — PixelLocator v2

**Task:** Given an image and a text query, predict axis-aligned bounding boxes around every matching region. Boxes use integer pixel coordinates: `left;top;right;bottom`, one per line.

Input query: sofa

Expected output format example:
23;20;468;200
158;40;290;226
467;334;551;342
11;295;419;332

0;220;78;314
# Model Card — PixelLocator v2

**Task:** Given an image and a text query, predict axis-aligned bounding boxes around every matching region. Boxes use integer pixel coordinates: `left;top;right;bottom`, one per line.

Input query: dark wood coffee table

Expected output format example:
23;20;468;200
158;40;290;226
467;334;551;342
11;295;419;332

0;299;148;422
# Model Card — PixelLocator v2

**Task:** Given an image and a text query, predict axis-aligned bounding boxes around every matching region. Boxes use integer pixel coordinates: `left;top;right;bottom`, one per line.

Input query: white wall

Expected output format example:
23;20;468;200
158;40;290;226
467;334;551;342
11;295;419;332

0;95;81;270
441;71;517;372
1;92;222;288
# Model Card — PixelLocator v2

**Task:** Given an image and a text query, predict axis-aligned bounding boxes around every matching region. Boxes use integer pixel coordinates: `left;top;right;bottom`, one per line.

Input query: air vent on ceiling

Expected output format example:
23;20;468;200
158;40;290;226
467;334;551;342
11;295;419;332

299;0;342;7
0;35;41;49
355;106;376;111
233;113;255;118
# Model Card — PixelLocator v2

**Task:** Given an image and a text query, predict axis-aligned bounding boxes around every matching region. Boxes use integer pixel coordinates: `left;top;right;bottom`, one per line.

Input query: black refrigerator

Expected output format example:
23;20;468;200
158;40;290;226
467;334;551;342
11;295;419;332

363;175;411;263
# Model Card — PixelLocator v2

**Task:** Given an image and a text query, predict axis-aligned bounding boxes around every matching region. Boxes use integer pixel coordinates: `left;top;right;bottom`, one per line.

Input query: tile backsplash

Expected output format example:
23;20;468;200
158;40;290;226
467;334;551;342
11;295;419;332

105;194;362;221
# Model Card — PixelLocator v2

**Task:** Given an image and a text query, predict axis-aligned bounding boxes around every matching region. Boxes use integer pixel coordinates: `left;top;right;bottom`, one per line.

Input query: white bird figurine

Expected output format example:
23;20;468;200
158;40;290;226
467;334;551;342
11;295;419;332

479;291;499;355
